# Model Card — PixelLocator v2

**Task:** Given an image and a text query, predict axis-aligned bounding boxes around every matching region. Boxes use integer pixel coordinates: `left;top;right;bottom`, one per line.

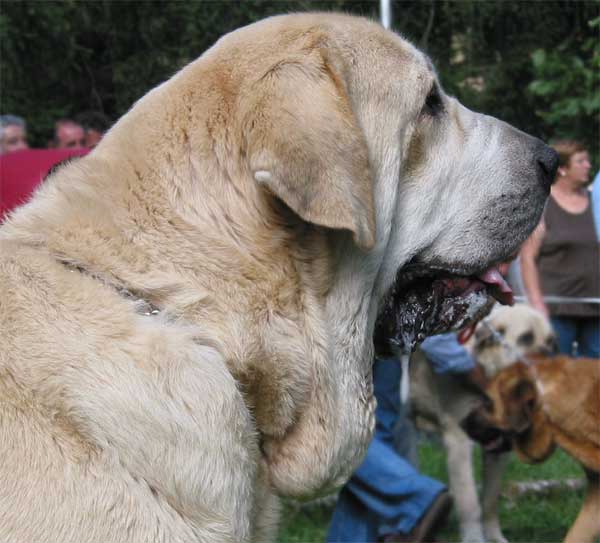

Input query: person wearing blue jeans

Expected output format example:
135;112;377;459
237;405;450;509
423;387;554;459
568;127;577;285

550;317;599;358
327;333;475;543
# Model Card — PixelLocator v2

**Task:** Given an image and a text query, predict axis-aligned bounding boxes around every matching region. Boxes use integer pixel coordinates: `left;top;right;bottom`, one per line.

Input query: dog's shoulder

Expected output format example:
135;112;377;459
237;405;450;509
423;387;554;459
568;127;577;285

537;357;600;455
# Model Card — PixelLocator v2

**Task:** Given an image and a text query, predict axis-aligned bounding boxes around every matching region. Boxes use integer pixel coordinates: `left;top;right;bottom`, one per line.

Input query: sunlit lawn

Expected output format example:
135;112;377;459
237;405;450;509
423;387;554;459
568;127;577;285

278;441;585;543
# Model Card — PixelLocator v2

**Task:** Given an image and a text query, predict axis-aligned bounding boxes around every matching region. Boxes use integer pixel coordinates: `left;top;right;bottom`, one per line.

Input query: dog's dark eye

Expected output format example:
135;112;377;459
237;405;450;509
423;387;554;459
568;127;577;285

517;331;534;347
422;86;443;117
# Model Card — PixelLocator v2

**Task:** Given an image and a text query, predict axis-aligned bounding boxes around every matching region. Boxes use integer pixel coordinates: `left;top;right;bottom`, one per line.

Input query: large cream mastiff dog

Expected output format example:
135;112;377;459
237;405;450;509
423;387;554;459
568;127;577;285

0;13;556;543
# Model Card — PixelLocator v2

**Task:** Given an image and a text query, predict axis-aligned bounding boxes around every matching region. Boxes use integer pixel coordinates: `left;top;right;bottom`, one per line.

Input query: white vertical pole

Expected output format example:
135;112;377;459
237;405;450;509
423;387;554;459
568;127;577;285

380;0;392;29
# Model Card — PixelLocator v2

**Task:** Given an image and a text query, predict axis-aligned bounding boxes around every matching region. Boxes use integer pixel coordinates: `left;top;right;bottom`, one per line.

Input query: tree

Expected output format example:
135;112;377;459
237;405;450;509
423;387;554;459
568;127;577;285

528;16;600;160
1;0;598;155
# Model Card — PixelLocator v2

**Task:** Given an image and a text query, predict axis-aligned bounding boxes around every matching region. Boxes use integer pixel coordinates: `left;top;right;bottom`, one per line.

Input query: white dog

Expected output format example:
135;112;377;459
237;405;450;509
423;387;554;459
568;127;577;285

409;304;557;543
0;14;556;542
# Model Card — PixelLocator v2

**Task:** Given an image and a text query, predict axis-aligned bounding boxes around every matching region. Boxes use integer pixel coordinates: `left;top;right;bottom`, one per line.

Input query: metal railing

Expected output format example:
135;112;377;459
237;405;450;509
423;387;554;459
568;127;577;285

514;295;600;305
380;0;391;29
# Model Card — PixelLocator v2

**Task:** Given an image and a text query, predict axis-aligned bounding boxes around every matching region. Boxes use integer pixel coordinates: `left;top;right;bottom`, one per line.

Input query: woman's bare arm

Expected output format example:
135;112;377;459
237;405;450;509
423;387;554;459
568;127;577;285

519;221;548;317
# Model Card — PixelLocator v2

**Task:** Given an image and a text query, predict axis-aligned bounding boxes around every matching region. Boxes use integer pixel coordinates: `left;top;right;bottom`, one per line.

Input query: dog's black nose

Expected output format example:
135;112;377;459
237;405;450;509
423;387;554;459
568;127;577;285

536;144;559;191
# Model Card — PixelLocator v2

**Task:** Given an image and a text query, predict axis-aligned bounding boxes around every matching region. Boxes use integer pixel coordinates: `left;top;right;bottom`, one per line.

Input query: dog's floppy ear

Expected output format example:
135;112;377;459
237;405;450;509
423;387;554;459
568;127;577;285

503;372;538;434
507;367;555;462
243;47;376;251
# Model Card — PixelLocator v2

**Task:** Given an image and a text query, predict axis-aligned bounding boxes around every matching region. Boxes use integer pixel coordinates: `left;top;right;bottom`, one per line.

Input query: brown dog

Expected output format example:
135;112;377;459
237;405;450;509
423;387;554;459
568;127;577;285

464;355;600;543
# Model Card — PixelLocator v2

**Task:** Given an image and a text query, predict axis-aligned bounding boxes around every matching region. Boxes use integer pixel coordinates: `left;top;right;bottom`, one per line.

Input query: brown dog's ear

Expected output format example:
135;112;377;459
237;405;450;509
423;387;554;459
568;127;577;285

243;48;376;251
505;376;538;434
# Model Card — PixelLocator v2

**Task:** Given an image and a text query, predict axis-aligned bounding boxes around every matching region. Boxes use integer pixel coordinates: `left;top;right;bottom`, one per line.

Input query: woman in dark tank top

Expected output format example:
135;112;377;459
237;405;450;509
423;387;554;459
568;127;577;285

520;140;599;358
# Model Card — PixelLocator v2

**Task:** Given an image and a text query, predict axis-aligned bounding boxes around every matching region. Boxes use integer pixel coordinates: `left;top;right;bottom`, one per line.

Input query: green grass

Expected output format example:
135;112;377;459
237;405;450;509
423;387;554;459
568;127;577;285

278;441;586;543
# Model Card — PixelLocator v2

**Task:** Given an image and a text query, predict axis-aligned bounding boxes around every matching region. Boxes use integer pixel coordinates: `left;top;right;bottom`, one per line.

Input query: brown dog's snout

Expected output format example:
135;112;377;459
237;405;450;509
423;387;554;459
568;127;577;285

460;404;513;454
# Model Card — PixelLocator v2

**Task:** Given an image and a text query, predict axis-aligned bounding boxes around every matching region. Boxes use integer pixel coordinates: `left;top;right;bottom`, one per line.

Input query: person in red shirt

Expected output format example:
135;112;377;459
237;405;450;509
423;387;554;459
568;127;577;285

0;147;89;221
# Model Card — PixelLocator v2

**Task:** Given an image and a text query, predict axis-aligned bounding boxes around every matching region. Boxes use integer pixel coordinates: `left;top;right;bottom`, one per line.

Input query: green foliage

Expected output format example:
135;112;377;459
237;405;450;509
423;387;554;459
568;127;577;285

414;1;600;150
1;1;598;152
0;1;372;146
528;16;600;158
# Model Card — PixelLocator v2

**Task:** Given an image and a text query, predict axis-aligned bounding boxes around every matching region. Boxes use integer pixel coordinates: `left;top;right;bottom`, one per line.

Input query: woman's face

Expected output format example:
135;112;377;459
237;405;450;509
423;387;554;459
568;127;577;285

562;151;591;186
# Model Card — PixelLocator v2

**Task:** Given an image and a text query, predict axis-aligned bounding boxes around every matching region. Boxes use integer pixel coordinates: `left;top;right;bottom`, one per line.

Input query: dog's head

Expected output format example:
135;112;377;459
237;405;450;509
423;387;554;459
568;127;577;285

323;21;557;354
117;14;556;324
462;361;556;460
461;362;537;451
470;304;558;377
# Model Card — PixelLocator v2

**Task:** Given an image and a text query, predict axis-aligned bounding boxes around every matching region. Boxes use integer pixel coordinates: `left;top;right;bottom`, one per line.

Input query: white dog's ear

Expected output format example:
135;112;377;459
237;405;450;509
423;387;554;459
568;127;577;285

243;48;376;251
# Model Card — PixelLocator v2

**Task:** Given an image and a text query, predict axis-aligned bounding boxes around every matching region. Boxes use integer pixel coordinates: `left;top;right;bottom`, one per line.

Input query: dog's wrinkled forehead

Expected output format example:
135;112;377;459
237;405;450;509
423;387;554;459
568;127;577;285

493;306;552;339
325;19;437;111
222;13;438;122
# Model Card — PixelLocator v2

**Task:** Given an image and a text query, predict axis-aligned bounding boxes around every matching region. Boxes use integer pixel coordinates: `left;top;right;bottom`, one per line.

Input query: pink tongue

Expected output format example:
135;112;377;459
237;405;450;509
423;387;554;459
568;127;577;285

458;323;477;344
478;267;514;305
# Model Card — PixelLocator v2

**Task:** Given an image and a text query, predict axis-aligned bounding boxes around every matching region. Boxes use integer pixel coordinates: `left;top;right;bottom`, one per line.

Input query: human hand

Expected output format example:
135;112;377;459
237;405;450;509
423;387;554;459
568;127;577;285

530;299;549;319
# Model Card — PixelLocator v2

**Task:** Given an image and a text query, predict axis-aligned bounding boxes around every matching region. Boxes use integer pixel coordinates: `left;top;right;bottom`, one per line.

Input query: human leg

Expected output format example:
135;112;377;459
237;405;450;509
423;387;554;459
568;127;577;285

327;358;448;542
550;316;577;356
326;435;446;542
327;484;380;543
577;317;600;358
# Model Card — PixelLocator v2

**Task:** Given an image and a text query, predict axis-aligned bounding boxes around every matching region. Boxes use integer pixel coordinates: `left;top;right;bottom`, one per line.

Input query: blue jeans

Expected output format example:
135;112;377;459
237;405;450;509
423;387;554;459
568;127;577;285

326;358;445;543
551;316;600;358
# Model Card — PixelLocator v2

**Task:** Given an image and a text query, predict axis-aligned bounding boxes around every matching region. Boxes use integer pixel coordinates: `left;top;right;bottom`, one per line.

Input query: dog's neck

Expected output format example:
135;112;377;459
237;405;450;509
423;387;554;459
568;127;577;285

2;121;378;358
1;149;379;495
1;65;383;495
